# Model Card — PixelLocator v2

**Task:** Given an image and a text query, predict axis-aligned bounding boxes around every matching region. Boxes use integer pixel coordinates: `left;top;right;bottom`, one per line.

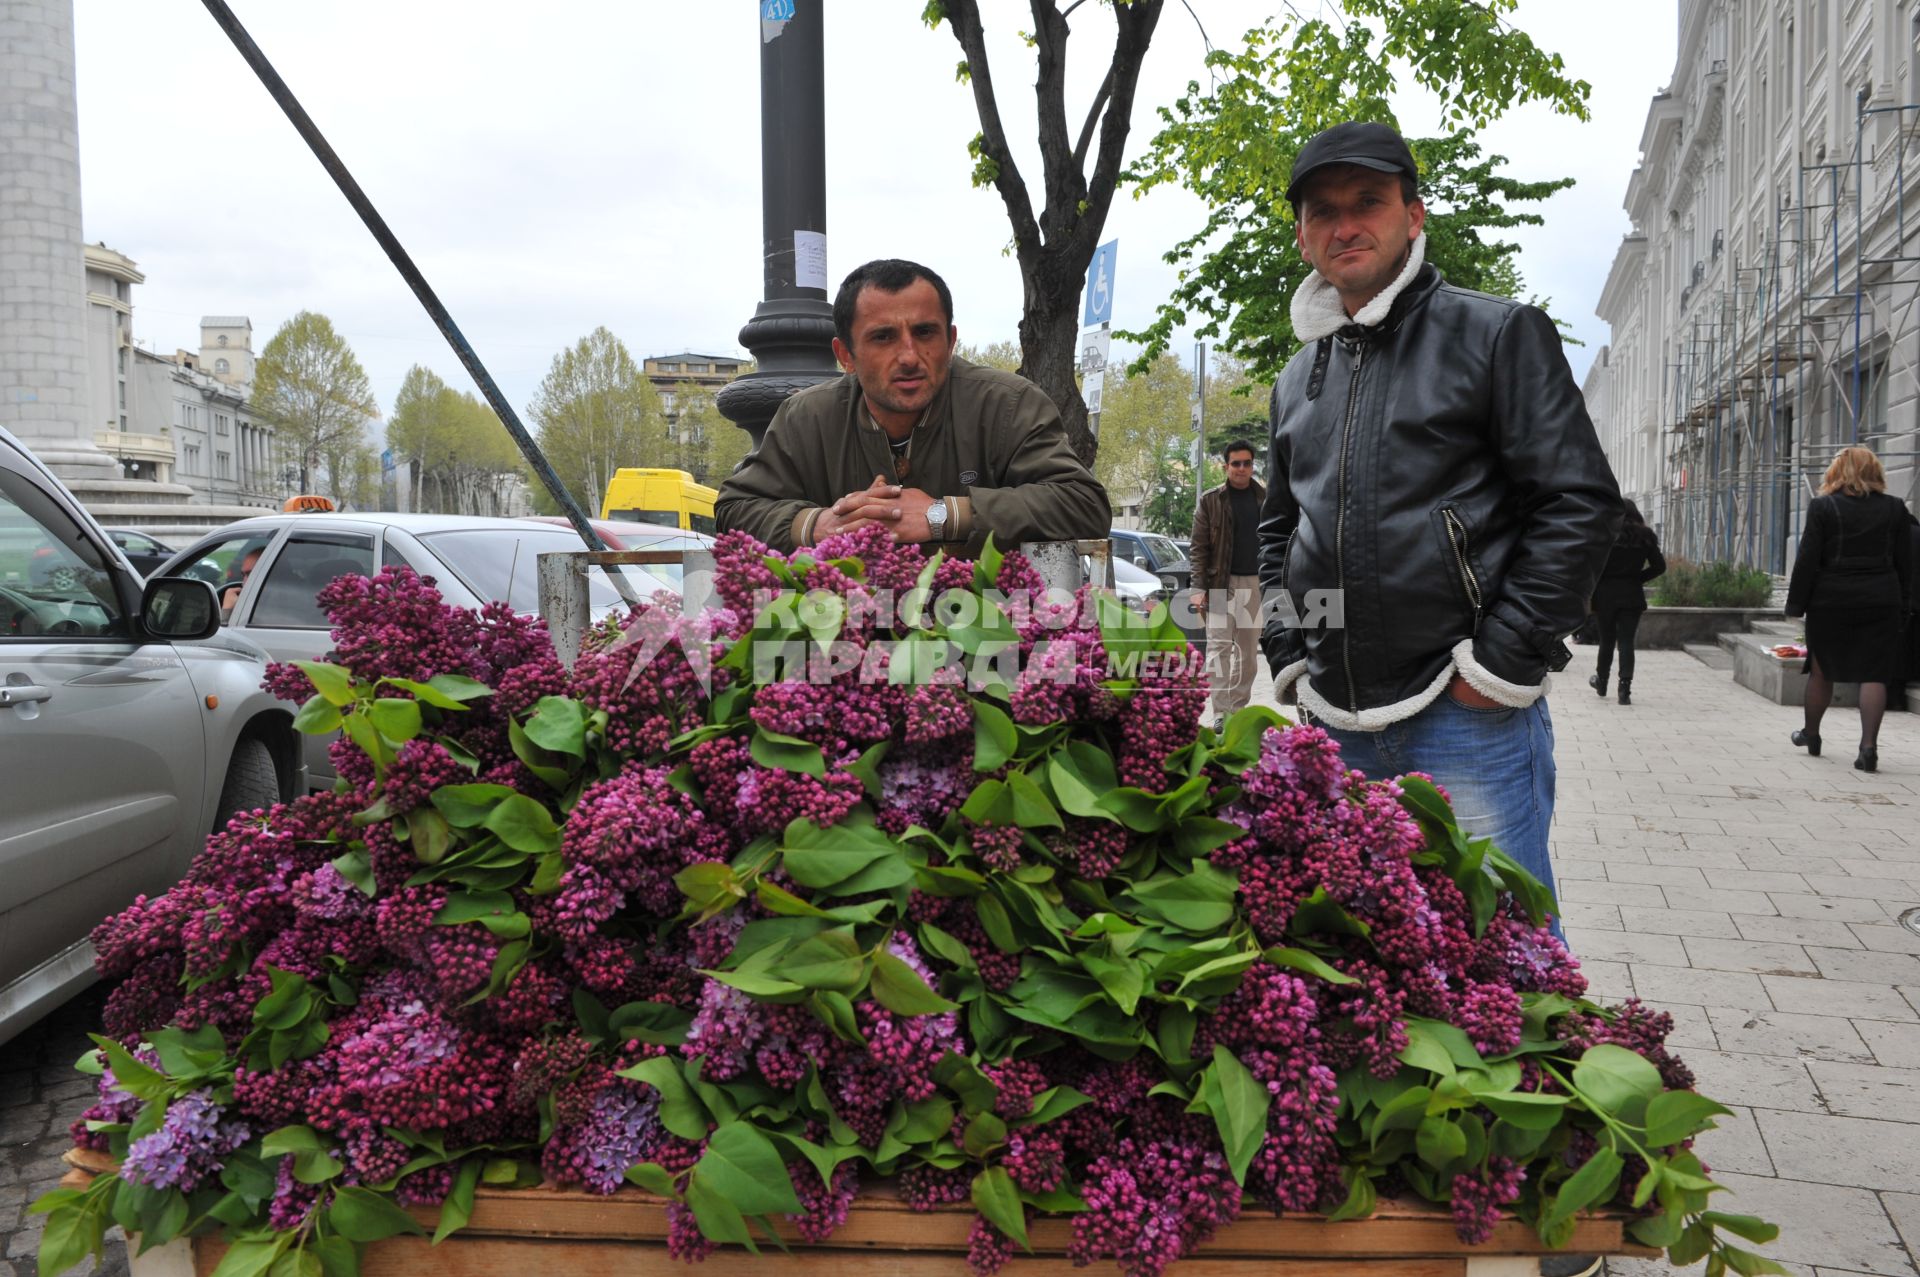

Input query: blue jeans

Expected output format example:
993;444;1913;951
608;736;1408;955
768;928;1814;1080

1316;694;1561;937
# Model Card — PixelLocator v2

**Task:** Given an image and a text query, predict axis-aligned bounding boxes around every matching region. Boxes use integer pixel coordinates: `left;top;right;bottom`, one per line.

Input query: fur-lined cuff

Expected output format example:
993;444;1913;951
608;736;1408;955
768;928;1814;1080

1296;658;1455;732
1270;658;1308;704
1450;638;1548;708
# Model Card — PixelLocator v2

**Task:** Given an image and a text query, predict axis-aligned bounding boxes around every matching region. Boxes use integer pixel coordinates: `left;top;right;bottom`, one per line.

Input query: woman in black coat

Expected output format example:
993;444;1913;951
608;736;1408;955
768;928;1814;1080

1587;498;1666;706
1786;446;1914;772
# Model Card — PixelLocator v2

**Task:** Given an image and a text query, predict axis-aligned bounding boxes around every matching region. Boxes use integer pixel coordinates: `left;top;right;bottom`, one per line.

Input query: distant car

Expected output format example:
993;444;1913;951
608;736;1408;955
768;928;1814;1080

155;509;712;789
1;427;299;1047
1109;528;1193;593
101;527;178;577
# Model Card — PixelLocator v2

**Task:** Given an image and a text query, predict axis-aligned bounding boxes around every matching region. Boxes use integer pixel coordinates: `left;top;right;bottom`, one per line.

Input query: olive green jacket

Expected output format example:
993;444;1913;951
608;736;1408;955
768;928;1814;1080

714;359;1111;555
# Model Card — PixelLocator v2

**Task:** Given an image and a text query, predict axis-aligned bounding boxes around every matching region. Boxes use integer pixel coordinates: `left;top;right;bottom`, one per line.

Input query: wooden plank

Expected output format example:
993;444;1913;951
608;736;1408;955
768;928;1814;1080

184;1235;1467;1277
64;1147;1655;1262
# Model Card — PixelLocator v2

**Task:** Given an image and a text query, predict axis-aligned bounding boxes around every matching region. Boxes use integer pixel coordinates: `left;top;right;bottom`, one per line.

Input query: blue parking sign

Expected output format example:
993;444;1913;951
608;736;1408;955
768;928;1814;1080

1083;239;1117;327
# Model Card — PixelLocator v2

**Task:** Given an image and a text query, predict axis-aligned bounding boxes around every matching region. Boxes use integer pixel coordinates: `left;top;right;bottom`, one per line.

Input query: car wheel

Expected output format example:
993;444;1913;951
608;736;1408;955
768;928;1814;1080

214;737;280;830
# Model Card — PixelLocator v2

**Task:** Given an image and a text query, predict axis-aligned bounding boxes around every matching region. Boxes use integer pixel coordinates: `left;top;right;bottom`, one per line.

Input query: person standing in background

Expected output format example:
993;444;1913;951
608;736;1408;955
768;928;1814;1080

1189;439;1265;727
1587;498;1665;706
1785;446;1913;773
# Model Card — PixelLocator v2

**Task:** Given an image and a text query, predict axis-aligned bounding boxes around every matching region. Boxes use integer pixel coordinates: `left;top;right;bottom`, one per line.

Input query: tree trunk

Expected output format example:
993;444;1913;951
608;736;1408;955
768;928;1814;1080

1019;296;1093;466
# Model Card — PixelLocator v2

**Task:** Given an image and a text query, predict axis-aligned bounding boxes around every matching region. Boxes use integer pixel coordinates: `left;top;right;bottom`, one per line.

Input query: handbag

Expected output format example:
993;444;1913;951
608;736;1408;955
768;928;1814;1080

1810;498;1902;610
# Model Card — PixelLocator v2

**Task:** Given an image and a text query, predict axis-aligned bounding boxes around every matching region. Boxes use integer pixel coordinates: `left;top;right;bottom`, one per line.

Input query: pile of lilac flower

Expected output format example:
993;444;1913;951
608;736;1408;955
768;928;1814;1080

36;527;1781;1277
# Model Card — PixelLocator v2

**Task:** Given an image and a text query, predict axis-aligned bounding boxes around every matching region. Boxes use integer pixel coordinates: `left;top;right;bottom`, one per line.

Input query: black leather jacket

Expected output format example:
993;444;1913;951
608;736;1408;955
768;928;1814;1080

1259;265;1622;719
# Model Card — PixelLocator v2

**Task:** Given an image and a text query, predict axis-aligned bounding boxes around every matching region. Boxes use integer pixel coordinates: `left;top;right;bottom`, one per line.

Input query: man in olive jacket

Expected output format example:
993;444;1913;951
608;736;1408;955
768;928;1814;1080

716;259;1110;554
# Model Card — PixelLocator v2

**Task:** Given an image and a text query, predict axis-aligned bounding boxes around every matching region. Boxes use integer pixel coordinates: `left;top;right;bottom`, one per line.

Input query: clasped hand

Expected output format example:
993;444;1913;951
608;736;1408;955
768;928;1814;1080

812;473;939;543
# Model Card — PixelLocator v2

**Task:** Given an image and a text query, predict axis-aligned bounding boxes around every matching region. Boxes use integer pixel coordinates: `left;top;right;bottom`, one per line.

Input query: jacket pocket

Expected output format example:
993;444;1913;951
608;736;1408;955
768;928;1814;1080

1438;506;1484;634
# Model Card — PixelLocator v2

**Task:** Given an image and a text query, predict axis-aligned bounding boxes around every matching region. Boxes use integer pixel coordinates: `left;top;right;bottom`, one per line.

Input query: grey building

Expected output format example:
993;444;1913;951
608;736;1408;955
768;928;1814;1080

1591;0;1920;574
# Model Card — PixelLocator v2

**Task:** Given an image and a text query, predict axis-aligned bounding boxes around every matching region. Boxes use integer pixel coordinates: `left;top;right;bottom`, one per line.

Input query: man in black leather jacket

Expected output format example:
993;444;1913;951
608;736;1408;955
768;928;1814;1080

1259;122;1622;935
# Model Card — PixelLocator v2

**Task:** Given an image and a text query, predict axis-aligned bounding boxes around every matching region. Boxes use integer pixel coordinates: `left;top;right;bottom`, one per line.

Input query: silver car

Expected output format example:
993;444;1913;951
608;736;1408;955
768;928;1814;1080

155;511;707;789
0;427;299;1047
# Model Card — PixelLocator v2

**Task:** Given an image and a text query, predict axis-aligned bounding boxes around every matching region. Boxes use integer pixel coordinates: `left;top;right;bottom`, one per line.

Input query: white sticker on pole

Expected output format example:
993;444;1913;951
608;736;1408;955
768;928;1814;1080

794;229;828;291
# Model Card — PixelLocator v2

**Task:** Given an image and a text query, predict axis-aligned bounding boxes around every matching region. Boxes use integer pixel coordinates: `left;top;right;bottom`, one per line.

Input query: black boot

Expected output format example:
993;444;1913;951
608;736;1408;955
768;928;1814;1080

1617;679;1631;706
1588;673;1607;697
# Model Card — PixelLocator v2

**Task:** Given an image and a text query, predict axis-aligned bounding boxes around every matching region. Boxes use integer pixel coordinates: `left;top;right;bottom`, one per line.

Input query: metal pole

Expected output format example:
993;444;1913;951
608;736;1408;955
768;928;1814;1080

197;0;612;556
716;0;840;447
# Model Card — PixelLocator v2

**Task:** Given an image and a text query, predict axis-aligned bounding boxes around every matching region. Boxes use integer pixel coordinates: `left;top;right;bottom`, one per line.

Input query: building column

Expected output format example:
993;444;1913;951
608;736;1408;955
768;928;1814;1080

0;0;114;482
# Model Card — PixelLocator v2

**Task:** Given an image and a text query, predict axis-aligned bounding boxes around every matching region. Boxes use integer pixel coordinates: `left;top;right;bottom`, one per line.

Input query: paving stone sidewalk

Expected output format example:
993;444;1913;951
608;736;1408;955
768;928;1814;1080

2;647;1915;1276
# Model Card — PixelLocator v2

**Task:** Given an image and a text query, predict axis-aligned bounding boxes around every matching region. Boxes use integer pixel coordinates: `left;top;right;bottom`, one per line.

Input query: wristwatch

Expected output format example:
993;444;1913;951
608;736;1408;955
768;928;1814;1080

925;497;949;541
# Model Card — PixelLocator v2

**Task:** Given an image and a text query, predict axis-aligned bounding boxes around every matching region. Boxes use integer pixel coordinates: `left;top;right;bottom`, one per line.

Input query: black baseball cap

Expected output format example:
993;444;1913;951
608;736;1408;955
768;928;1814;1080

1285;121;1419;203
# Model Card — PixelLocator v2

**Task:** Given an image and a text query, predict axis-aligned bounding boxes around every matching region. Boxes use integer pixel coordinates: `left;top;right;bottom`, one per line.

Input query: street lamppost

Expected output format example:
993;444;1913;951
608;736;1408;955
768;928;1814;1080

716;0;839;449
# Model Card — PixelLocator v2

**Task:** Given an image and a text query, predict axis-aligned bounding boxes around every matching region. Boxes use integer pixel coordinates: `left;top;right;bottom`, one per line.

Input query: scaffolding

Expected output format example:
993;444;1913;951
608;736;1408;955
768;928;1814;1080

1656;95;1920;573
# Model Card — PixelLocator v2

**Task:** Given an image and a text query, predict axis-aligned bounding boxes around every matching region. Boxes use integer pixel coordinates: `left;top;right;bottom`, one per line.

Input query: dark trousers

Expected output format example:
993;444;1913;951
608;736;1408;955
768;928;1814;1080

1595;608;1642;684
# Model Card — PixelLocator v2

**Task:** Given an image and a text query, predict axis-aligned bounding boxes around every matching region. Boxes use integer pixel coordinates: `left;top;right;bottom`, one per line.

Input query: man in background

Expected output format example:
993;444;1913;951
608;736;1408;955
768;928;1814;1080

1190;439;1265;727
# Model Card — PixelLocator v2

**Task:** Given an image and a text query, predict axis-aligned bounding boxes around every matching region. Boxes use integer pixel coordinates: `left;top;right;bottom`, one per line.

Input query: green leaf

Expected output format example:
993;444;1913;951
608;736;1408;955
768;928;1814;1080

973;532;1005;591
328;1185;426;1242
752;727;826;777
626;1162;680;1196
433;1159;484;1244
870;948;960;1015
780;931;868;993
684;1171;757;1251
433;890;517;927
207;1239;282;1277
1544;1146;1624;1229
692;1122;803;1215
973;892;1019;952
1327;1167;1378;1222
1476;1091;1570;1130
425;673;492;703
1095;786;1171;832
1643;1090;1734;1147
331;847;377;896
1201;1045;1271;1185
340;712;393;771
525;696;588;758
1415;1114;1468;1171
292;694;343;735
430;782;516;827
36;1200;105;1277
1701;1211;1781;1245
970;1166;1032;1253
973;700;1016;772
1019;1086;1094;1126
962;1111;1008;1156
1122;863;1238;932
484;793;561;853
296;660;355;707
1004;769;1063;829
147;1023;227;1078
618;1056;711;1140
1262;945;1359;985
1572;1043;1665;1114
781;813;905;891
935;1052;1001;1114
408;807;453;864
608;1002;693;1046
366;697;422;743
89;1036;168;1100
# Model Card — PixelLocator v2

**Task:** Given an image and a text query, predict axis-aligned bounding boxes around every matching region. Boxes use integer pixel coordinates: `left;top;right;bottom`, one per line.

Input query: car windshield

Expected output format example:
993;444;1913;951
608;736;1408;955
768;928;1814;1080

1137;533;1183;565
418;528;684;614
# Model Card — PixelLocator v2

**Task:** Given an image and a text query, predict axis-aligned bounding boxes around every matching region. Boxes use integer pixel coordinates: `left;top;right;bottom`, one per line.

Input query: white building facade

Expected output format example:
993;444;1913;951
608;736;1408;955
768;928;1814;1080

1590;0;1920;573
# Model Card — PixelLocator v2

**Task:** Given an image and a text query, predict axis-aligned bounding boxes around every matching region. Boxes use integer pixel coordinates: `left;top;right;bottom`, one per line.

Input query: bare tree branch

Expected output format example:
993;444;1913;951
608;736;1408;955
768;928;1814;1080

1073;66;1115;173
1072;1;1162;259
1027;0;1078;239
941;0;1042;257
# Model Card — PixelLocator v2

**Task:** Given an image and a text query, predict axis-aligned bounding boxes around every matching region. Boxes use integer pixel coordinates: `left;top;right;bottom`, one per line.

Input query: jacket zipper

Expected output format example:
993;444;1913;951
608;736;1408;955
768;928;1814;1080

1335;342;1364;715
1442;507;1483;633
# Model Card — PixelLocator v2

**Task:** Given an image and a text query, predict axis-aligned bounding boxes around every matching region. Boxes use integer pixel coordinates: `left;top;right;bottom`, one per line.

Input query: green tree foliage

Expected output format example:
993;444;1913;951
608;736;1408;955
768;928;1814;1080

957;340;1023;374
251;311;380;494
526;328;670;516
387;366;523;515
666;382;752;487
1122;1;1590;383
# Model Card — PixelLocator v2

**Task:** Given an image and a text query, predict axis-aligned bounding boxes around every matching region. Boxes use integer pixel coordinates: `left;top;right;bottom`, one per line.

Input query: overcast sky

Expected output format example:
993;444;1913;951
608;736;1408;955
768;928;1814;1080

71;1;1677;425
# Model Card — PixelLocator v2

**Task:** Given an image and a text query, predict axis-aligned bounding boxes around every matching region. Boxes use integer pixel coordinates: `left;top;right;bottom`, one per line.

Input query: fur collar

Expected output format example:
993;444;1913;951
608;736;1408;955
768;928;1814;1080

1290;233;1428;343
